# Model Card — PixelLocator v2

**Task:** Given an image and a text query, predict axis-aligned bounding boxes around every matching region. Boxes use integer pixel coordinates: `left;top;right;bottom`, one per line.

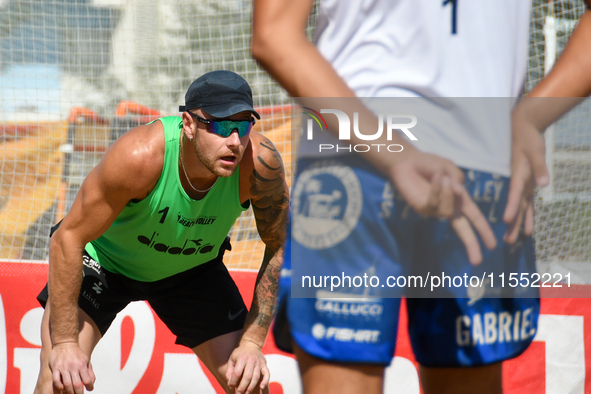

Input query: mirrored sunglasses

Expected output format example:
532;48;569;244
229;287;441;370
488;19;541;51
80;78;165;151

187;112;255;137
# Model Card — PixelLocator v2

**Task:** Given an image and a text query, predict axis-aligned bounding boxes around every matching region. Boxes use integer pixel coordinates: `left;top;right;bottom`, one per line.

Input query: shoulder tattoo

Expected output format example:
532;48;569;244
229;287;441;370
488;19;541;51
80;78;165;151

250;138;289;250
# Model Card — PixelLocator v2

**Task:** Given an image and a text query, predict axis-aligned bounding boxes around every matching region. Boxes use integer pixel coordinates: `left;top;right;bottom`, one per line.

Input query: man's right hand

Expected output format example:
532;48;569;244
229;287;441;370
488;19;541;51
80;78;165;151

389;150;497;265
48;342;95;394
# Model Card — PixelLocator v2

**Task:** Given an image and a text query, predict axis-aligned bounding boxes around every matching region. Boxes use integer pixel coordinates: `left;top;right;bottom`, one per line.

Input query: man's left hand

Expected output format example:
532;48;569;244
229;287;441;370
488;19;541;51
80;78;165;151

225;340;270;394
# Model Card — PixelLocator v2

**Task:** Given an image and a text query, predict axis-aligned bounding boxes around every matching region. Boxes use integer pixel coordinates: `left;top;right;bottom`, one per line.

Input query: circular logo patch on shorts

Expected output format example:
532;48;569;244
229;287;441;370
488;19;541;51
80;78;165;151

292;161;362;250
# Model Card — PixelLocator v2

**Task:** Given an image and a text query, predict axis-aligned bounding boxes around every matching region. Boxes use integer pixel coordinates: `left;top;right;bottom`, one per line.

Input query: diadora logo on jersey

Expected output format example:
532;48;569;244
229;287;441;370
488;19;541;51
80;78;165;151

137;232;215;255
292;160;362;249
311;323;381;343
177;213;217;227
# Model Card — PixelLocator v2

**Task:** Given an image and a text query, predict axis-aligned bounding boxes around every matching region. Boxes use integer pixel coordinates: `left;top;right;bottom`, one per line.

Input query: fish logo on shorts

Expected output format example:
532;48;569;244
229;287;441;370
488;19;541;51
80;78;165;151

292;160;362;249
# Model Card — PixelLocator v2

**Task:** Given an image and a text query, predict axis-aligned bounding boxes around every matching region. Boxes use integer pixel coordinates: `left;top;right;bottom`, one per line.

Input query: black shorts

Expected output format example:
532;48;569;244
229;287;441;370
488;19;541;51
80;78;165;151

37;248;247;349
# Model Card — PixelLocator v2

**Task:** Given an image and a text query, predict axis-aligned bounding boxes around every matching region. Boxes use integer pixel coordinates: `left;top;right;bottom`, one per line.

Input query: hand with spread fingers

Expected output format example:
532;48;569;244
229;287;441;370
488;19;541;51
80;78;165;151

390;150;497;265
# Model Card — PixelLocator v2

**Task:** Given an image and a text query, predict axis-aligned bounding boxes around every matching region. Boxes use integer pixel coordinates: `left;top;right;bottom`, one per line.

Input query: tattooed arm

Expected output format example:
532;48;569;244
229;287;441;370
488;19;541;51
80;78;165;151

226;132;289;394
243;133;288;347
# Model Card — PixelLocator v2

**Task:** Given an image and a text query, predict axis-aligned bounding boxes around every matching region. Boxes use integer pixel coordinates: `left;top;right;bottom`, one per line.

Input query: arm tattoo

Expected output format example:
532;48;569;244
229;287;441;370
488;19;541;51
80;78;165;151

245;248;282;332
250;139;288;252
257;155;281;171
245;138;288;334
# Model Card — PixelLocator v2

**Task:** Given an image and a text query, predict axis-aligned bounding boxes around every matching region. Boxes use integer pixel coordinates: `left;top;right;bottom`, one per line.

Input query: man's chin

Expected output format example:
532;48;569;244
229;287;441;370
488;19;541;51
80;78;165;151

212;167;236;178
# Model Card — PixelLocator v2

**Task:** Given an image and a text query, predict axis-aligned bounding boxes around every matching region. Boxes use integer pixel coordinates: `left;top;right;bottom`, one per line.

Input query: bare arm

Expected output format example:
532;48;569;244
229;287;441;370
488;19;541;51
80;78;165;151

529;4;591;100
226;133;289;394
504;4;591;242
245;134;288;344
47;121;164;392
252;0;496;263
252;0;353;98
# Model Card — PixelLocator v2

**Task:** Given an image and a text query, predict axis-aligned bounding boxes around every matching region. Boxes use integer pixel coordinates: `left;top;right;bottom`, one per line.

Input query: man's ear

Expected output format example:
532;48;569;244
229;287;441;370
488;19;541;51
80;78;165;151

181;112;196;140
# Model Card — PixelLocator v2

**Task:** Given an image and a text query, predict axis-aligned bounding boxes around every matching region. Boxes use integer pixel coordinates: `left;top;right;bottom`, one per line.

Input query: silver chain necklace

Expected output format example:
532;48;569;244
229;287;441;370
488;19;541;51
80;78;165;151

179;136;218;193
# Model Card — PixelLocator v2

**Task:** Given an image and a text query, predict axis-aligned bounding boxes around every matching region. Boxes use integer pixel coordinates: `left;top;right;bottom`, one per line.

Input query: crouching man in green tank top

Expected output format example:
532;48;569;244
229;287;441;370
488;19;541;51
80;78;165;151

34;70;289;394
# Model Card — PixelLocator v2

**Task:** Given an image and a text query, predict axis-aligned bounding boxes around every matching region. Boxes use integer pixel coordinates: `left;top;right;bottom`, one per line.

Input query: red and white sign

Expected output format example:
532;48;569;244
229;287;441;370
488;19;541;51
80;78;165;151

0;262;589;393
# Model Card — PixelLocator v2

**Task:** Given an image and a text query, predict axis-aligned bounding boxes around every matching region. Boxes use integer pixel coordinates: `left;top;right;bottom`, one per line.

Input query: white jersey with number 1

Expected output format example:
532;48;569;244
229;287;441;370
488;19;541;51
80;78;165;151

310;0;531;176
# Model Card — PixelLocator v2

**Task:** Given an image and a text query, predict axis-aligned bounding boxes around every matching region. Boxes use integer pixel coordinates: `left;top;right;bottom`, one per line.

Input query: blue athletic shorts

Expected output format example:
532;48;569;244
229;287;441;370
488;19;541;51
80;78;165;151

274;154;539;367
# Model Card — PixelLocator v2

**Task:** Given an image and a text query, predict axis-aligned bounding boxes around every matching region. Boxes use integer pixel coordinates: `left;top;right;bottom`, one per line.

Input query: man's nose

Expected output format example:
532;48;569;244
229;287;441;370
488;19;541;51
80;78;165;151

226;129;241;146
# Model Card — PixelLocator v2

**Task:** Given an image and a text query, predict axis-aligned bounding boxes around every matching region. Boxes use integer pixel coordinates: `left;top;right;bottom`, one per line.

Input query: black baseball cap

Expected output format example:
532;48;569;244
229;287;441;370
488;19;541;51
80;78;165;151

179;70;260;119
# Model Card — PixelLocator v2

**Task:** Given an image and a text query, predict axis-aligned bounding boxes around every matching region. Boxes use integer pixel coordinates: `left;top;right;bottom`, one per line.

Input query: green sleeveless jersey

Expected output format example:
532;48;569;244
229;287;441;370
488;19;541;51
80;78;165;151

86;116;248;282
